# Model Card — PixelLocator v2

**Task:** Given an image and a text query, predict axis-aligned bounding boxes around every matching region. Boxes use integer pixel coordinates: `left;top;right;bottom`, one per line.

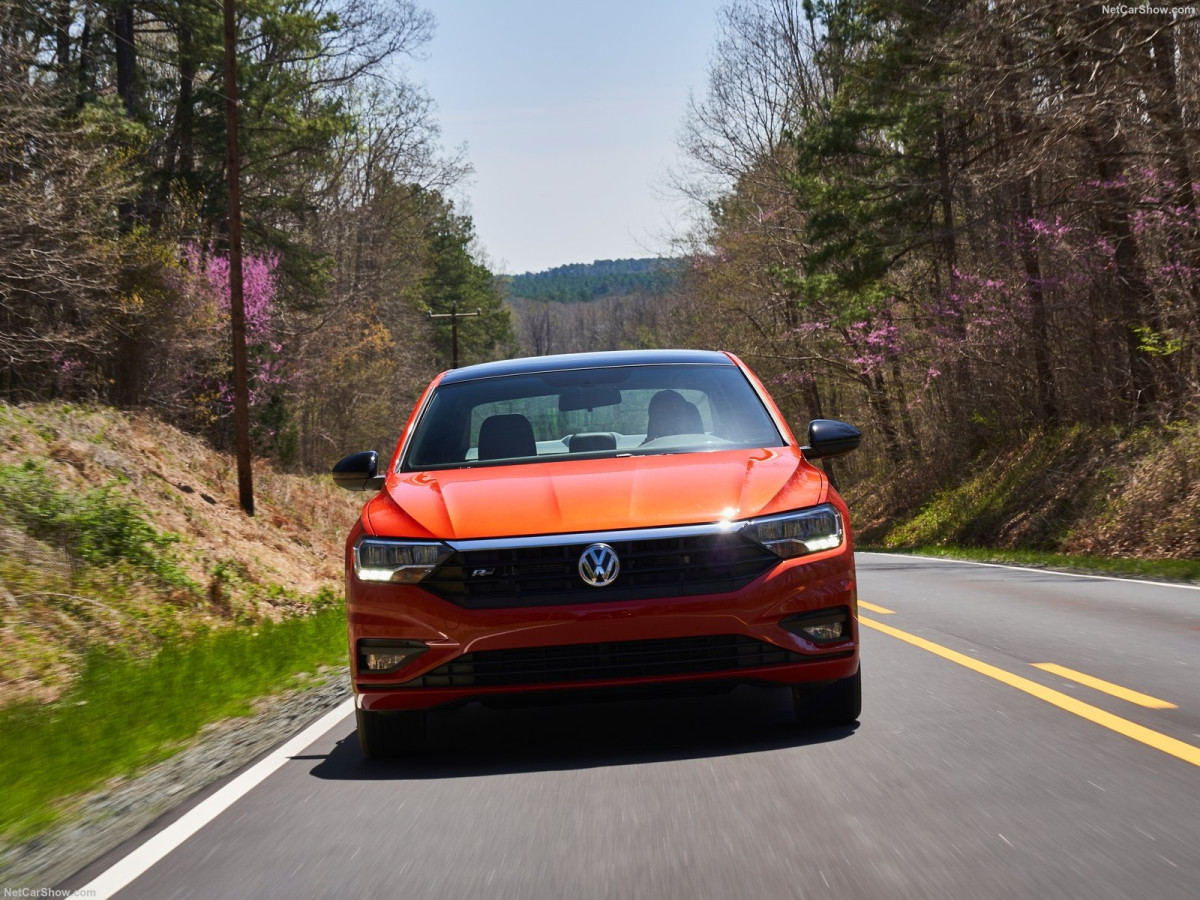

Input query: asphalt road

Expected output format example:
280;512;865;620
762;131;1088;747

64;553;1200;900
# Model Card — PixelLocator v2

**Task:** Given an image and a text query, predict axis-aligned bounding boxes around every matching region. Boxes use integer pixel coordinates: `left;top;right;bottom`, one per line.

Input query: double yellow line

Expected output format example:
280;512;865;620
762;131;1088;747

859;614;1200;769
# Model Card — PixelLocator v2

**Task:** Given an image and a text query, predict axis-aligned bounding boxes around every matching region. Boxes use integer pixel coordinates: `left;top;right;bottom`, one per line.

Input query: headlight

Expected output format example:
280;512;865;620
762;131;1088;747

743;504;843;558
353;538;452;583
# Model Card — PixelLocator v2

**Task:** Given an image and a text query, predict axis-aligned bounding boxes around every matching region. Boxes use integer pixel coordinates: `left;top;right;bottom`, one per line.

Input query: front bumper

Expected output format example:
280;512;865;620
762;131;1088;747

348;542;858;712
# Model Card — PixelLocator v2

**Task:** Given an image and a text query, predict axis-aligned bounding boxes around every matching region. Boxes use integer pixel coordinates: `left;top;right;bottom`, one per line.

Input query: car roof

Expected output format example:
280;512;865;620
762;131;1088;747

439;349;735;384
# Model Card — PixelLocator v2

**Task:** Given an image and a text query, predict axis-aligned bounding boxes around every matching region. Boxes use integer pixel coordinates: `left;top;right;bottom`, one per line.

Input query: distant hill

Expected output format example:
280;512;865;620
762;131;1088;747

501;257;683;303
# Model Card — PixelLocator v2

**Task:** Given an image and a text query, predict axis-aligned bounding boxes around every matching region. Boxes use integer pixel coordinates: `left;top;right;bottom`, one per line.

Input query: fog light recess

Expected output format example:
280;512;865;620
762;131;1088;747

357;639;428;674
781;608;851;644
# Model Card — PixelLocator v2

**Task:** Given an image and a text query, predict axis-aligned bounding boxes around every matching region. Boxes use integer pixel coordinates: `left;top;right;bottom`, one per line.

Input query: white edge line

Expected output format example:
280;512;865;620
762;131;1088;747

861;551;1200;592
70;696;356;900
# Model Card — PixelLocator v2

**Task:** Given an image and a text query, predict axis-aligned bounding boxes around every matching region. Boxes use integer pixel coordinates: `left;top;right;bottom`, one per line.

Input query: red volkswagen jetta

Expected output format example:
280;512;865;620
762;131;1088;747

334;349;862;756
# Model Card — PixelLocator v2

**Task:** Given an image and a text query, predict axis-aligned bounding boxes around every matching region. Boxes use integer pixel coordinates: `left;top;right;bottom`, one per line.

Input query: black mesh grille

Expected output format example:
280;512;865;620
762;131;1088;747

421;533;778;608
407;634;803;688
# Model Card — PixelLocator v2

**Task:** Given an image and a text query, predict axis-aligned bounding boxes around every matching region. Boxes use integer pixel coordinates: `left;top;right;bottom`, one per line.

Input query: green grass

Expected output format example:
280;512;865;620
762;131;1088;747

0;459;193;589
0;601;348;839
867;426;1120;550
861;545;1200;583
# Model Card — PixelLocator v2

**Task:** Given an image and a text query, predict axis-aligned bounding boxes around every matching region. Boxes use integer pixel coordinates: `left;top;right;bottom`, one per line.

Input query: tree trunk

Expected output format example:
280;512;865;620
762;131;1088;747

891;358;920;458
112;0;136;227
56;0;71;76
113;0;135;117
1015;178;1058;425
76;10;91;104
1146;21;1199;390
863;370;903;466
1088;144;1164;414
1147;24;1196;227
999;30;1059;427
935;113;970;421
172;11;196;179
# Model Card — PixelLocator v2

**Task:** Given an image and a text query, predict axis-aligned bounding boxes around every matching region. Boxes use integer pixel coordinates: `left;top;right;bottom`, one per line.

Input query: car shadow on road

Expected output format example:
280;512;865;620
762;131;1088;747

304;684;857;781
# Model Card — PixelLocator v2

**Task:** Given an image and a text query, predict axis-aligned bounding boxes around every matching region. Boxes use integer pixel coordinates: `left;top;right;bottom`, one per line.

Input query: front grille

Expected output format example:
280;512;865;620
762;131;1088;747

407;634;803;688
422;533;778;608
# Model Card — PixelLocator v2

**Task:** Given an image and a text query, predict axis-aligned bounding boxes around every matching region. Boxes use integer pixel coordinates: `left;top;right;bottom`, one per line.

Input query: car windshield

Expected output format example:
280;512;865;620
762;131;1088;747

402;363;785;471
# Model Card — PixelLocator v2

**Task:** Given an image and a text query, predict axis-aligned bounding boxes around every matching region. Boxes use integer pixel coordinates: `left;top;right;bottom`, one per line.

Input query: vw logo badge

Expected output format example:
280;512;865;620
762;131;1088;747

578;543;620;587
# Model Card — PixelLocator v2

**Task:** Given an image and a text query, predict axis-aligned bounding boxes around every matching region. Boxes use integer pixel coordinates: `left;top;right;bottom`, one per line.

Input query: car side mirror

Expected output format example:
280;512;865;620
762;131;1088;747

801;419;861;460
332;450;387;491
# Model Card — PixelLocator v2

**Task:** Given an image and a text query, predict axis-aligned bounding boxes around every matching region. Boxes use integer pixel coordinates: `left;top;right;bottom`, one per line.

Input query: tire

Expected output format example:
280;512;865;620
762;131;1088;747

356;707;428;758
793;666;861;727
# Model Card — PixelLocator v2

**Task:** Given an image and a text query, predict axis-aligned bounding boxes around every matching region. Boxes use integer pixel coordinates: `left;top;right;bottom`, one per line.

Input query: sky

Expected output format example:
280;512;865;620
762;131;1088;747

408;0;728;275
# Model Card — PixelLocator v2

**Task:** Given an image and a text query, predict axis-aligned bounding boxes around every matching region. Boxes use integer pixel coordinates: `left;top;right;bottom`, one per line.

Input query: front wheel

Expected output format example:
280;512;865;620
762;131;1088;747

356;707;428;758
793;666;861;727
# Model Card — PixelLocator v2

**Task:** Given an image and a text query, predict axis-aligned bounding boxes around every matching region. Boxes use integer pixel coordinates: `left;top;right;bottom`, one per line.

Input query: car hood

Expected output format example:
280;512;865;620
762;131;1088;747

365;447;826;540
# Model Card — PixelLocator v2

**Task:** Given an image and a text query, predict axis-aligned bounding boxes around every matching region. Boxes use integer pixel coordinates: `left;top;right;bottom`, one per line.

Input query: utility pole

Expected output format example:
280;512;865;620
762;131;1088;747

223;0;254;516
428;302;481;369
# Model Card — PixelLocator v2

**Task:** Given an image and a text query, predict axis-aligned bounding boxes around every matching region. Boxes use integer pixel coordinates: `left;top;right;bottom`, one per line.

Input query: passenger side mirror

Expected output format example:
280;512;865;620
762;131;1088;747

332;450;387;491
801;419;861;460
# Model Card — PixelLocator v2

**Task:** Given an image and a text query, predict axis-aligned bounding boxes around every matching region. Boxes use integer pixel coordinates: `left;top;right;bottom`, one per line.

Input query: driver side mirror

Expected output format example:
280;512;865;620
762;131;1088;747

801;419;861;460
332;450;387;491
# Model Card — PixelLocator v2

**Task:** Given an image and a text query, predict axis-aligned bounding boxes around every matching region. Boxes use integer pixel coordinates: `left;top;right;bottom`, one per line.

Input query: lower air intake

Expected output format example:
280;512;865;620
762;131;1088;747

407;634;803;688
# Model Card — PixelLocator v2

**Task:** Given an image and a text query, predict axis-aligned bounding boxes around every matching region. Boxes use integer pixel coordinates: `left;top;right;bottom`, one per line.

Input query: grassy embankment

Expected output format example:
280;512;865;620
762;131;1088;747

0;605;347;838
848;421;1200;583
0;402;363;839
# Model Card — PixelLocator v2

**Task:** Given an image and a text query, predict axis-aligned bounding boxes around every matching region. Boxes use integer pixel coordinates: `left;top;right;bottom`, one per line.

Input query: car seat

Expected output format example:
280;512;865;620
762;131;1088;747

643;390;704;442
478;414;536;460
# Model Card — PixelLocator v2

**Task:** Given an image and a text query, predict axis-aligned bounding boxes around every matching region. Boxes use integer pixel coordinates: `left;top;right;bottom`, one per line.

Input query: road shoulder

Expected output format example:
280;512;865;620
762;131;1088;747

0;668;350;892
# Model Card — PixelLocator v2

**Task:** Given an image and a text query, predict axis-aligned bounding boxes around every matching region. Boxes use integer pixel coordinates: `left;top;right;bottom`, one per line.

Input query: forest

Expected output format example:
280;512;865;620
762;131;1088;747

502;258;682;303
0;0;513;471
1;0;1198;550
663;0;1200;541
670;0;1200;464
